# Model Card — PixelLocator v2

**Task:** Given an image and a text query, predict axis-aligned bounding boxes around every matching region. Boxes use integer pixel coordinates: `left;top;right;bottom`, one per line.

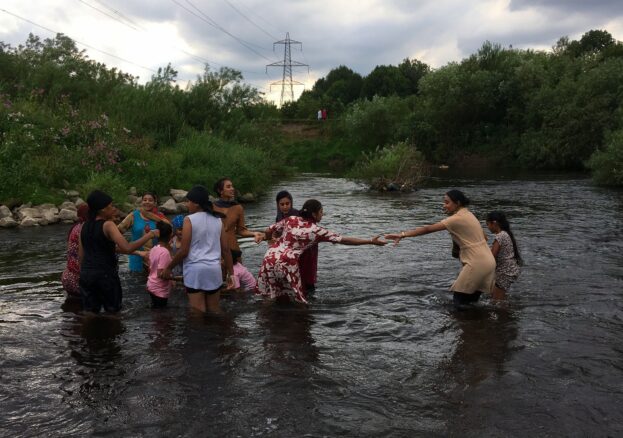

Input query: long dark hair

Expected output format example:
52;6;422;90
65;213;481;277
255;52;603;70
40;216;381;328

486;211;522;264
300;199;322;220
446;189;470;207
141;191;158;203
187;185;224;218
213;177;231;197
276;190;293;204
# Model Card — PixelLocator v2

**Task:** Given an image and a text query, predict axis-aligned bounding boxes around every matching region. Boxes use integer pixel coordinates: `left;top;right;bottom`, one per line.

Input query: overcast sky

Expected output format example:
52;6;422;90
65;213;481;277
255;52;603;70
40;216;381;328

1;0;623;102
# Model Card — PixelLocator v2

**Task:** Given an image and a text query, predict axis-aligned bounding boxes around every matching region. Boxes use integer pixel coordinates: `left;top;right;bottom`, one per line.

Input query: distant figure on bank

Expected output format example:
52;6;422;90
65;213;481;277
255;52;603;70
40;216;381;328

61;204;89;299
385;190;496;308
146;221;174;308
160;186;234;313
212;178;265;253
317;109;322;121
257;199;387;304
275;190;318;294
79;190;159;313
118;192;170;273
321;108;327;120
486;211;522;300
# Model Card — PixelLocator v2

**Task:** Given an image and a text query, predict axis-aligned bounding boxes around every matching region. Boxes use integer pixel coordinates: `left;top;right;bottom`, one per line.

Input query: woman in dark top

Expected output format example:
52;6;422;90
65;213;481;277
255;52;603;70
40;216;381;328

79;190;159;313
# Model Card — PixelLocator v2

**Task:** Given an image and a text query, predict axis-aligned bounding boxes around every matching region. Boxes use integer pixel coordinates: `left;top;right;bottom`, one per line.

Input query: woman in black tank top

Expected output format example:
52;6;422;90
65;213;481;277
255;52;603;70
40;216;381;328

79;190;161;313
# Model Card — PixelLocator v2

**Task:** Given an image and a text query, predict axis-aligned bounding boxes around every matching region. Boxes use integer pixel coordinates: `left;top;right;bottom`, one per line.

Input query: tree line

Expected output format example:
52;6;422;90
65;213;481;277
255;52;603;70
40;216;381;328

285;29;623;185
1;29;621;206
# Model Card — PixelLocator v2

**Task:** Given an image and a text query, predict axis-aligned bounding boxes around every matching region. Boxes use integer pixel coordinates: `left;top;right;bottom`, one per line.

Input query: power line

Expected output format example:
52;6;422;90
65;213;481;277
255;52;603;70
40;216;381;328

91;0;144;30
229;0;283;36
2;6;275;93
222;0;278;41
172;0;275;62
74;0;268;78
75;0;213;66
0;7;157;73
75;0;140;31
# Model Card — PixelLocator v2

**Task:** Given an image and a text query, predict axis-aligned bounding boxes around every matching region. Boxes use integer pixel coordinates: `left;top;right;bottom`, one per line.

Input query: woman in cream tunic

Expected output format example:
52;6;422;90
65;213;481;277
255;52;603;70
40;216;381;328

386;190;495;307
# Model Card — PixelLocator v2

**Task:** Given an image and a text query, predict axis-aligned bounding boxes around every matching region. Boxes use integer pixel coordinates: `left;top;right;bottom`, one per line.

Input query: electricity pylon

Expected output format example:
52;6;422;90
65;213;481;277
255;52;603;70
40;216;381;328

266;32;309;105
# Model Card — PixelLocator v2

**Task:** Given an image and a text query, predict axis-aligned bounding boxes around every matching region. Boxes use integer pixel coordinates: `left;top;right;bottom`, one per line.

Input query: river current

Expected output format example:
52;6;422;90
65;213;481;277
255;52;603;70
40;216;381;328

1;173;622;437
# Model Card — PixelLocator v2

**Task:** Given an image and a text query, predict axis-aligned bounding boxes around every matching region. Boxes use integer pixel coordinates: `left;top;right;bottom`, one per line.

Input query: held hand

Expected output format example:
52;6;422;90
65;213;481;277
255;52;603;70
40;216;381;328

253;232;265;244
384;233;403;246
226;274;235;289
371;235;388;246
159;267;172;280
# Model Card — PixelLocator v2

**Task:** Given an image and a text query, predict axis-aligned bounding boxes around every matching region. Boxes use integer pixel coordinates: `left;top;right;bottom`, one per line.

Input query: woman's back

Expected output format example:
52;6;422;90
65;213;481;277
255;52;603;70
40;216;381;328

80;220;116;272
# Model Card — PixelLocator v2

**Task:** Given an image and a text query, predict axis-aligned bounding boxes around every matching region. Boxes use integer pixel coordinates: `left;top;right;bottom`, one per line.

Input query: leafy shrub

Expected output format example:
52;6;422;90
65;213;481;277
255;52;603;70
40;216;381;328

587;129;623;185
348;141;428;189
340;96;412;151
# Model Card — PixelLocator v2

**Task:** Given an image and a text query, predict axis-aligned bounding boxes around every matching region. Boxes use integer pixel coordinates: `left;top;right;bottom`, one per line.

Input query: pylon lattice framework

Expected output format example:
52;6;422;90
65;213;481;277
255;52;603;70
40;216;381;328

266;32;309;105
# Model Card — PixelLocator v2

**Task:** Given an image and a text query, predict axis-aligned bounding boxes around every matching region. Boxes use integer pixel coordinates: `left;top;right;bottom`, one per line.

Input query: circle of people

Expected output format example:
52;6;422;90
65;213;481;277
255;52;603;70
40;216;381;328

62;178;522;314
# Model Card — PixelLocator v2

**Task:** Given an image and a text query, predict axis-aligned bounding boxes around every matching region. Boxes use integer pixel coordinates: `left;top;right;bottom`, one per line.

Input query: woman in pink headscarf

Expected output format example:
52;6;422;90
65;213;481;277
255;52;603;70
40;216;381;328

61;204;89;298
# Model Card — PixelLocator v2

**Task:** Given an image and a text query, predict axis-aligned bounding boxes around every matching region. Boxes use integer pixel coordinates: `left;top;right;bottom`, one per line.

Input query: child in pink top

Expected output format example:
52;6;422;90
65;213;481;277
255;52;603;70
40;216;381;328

147;222;174;308
231;249;257;291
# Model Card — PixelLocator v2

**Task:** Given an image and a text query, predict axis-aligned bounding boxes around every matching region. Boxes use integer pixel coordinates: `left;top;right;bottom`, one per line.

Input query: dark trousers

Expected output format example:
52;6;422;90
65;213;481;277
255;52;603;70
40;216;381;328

149;292;168;309
80;269;122;313
453;291;482;308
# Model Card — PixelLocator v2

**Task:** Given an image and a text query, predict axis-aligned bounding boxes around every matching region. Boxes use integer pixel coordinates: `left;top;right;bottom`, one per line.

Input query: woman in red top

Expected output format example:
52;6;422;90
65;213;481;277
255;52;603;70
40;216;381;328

256;199;386;304
61;204;89;298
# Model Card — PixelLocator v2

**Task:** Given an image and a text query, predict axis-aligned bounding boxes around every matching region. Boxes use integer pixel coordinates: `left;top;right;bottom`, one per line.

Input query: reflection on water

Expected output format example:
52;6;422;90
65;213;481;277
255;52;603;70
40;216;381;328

1;173;623;436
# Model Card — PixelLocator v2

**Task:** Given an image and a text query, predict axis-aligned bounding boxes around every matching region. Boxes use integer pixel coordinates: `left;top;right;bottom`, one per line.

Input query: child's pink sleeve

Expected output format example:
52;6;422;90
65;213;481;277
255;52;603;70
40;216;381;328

239;266;257;291
157;248;172;270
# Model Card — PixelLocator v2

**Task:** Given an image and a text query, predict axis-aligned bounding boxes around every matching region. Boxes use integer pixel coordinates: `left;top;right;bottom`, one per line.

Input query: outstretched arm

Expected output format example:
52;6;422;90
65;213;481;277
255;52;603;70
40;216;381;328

385;221;446;245
104;220;159;254
339;235;386;246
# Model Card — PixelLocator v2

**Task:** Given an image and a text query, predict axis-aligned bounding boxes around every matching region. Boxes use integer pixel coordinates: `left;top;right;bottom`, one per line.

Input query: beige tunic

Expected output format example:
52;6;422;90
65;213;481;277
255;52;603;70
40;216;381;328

441;208;495;294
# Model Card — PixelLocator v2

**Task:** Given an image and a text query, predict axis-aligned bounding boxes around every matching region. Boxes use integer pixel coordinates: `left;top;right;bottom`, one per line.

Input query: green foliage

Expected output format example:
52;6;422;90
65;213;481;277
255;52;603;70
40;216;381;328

0;34;280;205
587;129;623;185
81;171;128;205
348;141;428;189
340;96;412;151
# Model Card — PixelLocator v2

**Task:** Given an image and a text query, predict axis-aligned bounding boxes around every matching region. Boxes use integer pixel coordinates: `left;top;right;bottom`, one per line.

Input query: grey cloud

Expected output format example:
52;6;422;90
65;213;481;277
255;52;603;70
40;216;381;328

509;0;623;18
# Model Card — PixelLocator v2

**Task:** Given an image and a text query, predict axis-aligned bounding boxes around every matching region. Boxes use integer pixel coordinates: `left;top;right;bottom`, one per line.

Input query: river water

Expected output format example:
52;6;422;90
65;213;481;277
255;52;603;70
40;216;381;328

1;173;622;437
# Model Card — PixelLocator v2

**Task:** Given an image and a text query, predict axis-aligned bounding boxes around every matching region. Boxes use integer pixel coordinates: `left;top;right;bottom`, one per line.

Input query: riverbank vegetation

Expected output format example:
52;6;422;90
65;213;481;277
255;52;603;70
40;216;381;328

1;29;622;207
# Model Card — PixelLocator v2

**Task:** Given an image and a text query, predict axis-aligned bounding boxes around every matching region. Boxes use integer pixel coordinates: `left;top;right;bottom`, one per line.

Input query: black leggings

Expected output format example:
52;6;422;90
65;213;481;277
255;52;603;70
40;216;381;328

149;292;168;309
453;291;482;307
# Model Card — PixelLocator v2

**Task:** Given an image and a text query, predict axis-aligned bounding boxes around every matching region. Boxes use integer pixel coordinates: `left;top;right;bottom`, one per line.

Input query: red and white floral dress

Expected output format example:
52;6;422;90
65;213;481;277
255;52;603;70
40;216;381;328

256;216;342;303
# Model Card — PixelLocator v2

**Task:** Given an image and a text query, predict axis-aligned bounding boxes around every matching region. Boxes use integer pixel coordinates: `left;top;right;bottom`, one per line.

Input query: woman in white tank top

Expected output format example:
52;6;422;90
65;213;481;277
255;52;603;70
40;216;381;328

161;186;234;313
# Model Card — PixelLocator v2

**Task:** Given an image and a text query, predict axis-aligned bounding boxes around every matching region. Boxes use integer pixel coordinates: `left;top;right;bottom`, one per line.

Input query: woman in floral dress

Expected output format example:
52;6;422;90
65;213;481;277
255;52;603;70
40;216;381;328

256;199;386;304
61;204;89;298
486;211;522;300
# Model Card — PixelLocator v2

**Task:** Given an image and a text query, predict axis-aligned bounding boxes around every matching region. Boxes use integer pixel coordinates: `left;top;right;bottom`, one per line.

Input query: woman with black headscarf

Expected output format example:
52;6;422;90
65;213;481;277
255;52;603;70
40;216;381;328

161;185;235;313
79;190;159;313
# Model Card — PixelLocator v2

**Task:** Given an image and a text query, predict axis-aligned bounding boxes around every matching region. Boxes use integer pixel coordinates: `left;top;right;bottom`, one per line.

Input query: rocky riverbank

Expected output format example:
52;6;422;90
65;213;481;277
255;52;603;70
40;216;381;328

0;188;257;228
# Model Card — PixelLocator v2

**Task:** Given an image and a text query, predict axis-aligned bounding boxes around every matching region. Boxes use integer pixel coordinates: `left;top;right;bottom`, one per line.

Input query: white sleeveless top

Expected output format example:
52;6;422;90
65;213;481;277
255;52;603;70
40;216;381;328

183;212;223;291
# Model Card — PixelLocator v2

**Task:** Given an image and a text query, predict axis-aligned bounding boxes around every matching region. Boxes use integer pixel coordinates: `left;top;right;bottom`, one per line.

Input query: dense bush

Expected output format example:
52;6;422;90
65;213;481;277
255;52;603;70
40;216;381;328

347;142;428;189
587;129;623;185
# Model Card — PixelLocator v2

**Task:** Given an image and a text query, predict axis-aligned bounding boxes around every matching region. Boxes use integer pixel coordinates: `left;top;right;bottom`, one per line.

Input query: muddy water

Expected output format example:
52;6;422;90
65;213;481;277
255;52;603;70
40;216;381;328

1;174;622;436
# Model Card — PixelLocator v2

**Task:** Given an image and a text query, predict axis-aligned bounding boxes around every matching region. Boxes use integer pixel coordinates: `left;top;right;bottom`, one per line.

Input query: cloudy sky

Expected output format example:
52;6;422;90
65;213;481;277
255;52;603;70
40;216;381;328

1;0;623;102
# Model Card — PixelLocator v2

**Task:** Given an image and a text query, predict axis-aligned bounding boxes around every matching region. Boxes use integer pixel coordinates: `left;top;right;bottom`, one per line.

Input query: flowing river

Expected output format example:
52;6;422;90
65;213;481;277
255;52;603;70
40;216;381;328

1;173;622;437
